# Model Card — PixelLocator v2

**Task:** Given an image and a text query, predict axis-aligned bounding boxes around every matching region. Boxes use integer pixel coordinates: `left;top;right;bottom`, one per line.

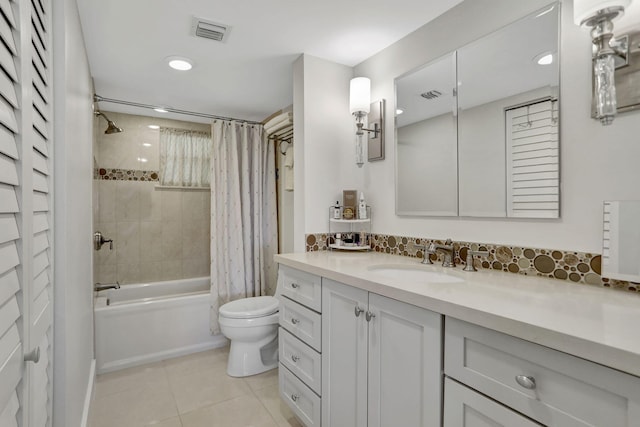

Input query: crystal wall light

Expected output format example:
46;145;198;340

574;0;633;125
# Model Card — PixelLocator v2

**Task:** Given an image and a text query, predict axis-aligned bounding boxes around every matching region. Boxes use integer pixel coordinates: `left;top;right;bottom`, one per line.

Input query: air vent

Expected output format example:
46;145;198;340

420;90;442;100
192;17;230;42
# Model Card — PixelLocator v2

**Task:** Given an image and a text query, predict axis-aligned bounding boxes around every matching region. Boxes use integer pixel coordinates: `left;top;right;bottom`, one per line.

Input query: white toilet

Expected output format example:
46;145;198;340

218;295;280;377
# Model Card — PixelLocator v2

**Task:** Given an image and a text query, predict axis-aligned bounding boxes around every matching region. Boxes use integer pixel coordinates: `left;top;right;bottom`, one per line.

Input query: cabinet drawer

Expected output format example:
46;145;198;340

445;317;640;427
279;327;321;395
280;297;322;352
280;363;321;427
278;265;322;312
444;377;542;426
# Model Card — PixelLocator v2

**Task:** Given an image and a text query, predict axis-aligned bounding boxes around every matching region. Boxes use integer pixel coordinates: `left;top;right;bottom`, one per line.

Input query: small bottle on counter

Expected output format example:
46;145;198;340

358;192;367;219
333;201;341;219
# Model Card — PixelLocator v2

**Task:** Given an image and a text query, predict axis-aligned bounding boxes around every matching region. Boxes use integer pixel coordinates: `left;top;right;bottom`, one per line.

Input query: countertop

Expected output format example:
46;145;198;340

275;251;640;377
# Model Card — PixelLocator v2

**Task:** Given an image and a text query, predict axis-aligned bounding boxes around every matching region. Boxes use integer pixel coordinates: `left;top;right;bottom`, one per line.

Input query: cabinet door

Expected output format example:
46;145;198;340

444;378;543;427
321;279;368;427
367;293;442;427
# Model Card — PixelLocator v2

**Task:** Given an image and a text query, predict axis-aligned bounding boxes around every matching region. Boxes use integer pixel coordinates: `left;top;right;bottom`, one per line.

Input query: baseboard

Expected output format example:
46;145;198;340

97;335;228;374
80;359;96;427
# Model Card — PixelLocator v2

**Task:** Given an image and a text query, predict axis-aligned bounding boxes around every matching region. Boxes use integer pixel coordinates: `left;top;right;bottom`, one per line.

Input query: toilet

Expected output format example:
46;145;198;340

218;295;280;377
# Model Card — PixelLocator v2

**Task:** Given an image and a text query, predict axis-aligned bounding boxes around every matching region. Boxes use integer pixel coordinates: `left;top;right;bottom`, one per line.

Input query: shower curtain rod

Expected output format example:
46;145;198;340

93;94;263;125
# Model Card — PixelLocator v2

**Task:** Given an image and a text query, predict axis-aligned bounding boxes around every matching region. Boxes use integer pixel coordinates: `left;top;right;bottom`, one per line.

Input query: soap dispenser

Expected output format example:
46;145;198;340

358;192;367;219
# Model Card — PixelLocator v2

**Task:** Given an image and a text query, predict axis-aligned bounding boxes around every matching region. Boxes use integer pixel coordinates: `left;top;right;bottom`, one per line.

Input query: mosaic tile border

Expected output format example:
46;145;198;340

95;168;159;181
305;233;639;293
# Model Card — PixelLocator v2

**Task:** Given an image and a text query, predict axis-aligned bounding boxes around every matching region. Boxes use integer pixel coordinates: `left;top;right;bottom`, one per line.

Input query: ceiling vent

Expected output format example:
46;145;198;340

420;90;442;100
192;17;230;42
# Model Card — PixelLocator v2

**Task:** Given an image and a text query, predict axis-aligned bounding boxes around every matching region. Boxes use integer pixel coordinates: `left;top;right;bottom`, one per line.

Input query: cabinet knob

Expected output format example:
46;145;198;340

291;283;299;289
291;393;299;402
291;318;300;325
365;311;376;322
291;354;300;363
354;306;364;317
515;375;536;390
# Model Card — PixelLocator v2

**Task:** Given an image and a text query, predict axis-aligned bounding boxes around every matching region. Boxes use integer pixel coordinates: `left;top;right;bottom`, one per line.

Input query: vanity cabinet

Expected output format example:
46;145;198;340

444;317;640;427
321;279;442;427
278;265;323;427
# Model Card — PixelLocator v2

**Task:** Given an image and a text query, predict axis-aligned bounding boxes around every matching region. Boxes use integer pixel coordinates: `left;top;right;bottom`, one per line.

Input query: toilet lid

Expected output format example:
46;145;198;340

219;296;279;319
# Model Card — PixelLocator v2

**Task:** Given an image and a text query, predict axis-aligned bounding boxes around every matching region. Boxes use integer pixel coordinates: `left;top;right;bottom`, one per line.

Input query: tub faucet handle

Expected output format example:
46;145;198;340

94;231;113;251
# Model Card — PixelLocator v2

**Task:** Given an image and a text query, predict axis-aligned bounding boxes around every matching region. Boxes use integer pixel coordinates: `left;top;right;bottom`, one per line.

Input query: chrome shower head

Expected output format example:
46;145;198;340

95;111;123;134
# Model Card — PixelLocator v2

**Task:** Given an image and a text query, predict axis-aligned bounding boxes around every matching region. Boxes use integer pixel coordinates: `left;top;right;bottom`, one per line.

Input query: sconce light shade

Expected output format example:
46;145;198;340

350;77;371;114
574;0;631;25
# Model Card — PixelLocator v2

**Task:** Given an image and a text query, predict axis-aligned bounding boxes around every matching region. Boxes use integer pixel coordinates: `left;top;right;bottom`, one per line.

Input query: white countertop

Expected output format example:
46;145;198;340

275;251;640;377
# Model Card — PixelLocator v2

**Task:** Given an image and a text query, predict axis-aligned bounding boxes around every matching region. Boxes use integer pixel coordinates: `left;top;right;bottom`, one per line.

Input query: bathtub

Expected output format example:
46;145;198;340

94;276;227;374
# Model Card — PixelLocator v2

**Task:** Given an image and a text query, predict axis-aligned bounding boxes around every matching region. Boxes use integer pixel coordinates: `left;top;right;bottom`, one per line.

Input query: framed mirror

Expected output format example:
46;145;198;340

395;52;458;216
394;3;560;219
602;201;640;282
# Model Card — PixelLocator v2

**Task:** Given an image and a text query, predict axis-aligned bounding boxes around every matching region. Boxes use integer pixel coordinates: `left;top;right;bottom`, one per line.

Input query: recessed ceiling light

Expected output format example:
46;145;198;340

166;56;193;71
154;107;168;113
148;125;160;129
535;52;554;65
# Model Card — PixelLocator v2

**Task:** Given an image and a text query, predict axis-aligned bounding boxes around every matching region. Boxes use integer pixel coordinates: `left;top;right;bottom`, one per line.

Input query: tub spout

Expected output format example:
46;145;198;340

95;282;120;292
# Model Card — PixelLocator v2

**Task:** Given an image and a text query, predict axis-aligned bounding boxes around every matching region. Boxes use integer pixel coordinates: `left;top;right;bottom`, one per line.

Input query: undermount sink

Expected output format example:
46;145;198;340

367;265;465;284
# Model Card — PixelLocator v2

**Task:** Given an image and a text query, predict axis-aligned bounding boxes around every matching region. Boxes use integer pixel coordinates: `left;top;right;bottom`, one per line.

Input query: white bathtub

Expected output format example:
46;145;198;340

94;276;227;374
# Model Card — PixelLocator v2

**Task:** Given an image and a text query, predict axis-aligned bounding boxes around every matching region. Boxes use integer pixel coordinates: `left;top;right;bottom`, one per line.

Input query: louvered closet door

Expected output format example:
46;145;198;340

28;0;53;426
506;99;559;218
0;1;24;426
0;0;53;426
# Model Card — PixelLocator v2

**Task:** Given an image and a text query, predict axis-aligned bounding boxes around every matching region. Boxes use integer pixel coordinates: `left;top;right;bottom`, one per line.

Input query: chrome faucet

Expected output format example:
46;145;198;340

429;239;455;267
94;282;120;292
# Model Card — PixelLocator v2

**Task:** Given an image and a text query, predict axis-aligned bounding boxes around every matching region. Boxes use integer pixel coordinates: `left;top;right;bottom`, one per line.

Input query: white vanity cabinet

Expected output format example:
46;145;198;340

321;278;442;427
278;265;323;427
444;317;640;427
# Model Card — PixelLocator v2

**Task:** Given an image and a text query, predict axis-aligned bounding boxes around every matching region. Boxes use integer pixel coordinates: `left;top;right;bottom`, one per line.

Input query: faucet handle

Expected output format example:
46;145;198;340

463;250;489;272
411;242;435;264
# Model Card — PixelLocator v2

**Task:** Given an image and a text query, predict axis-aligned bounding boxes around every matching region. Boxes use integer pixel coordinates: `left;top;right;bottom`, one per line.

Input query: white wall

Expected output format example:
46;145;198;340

347;0;640;253
293;54;362;251
53;0;95;425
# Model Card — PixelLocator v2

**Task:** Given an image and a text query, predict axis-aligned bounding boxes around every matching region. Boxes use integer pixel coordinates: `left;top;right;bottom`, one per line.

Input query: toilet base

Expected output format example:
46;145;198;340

226;332;279;377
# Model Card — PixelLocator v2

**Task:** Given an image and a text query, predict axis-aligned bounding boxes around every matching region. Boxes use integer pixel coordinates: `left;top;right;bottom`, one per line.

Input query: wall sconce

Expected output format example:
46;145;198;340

349;77;385;167
574;0;634;125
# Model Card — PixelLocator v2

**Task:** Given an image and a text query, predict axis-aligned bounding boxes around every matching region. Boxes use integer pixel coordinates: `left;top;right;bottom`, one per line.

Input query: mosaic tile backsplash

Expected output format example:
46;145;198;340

305;233;639;292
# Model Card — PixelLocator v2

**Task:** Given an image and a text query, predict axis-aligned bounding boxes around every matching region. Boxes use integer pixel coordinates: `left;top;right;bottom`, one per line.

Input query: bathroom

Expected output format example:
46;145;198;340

1;0;640;426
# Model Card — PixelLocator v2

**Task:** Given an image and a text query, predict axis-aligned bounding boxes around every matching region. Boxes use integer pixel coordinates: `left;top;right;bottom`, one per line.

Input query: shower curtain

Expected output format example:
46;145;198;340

209;120;278;334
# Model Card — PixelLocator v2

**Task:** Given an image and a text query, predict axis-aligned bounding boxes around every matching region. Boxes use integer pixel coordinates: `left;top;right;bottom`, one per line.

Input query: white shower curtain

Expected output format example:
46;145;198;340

209;120;278;333
159;128;212;187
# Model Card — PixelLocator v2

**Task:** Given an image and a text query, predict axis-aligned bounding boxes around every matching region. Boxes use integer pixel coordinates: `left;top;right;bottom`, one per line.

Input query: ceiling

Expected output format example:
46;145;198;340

77;0;464;123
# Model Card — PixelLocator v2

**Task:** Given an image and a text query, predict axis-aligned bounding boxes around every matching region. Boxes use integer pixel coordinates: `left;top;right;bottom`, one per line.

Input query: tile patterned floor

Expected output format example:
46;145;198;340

89;346;304;427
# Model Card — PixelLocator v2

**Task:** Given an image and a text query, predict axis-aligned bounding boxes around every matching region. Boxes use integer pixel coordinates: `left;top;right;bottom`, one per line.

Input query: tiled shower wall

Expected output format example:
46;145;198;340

94;112;211;285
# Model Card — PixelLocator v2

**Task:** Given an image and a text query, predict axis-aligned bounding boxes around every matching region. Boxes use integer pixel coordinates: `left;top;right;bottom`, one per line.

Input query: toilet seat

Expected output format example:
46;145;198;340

219;296;279;319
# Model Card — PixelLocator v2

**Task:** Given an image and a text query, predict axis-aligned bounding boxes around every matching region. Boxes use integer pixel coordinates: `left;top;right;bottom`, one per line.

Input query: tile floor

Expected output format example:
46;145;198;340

89;346;304;427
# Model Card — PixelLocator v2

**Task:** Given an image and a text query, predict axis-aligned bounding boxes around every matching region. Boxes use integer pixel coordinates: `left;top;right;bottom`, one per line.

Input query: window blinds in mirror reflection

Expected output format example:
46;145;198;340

602;201;640;282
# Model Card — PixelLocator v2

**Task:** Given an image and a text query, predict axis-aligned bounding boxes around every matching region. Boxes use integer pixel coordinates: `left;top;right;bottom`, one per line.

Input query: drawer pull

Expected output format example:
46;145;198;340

515;375;536;390
291;393;300;402
291;283;299;289
291;354;300;363
366;311;376;322
291;317;300;325
354;306;364;317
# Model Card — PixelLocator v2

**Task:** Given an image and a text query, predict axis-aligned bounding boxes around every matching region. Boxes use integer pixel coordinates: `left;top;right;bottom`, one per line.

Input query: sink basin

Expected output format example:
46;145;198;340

367;265;464;284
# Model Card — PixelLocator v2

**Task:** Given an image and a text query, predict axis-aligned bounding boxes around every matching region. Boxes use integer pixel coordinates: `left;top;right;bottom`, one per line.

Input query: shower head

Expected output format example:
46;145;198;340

94;111;123;134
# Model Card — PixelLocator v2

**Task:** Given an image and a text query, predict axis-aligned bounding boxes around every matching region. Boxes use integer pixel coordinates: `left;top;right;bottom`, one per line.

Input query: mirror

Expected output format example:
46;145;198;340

395;3;560;218
602;201;640;282
395;53;458;215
